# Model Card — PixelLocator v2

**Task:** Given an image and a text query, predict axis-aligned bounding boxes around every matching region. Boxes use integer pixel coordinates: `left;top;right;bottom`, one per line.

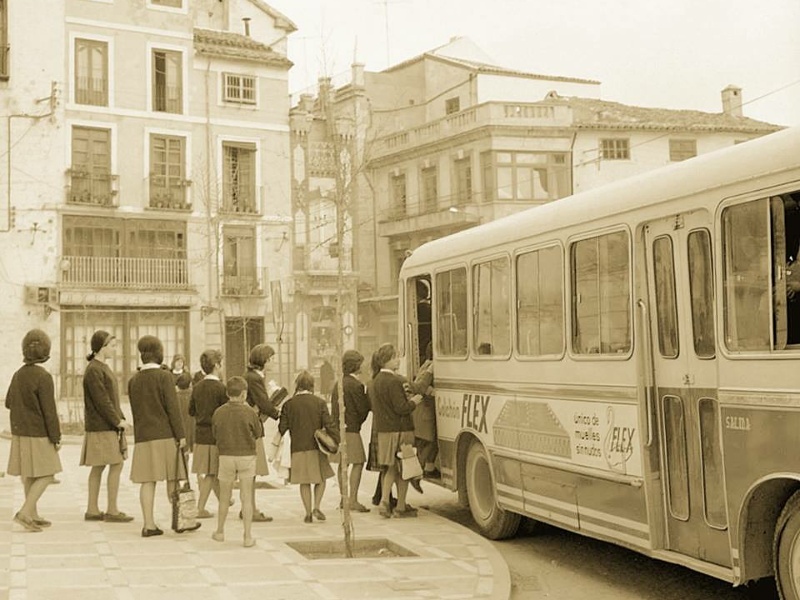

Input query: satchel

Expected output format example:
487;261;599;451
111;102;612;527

171;447;201;533
397;443;423;481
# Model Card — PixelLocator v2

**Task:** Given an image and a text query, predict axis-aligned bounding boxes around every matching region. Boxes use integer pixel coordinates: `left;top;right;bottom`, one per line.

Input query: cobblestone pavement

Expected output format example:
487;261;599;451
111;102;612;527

0;430;510;600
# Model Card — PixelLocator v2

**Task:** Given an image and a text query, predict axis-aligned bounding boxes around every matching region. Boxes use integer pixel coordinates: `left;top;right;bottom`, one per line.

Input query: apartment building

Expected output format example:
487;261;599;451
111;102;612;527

0;0;295;404
291;38;781;352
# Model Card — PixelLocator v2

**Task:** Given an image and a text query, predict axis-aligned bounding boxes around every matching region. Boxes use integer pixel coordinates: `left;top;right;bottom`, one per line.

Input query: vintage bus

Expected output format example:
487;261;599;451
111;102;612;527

398;125;800;596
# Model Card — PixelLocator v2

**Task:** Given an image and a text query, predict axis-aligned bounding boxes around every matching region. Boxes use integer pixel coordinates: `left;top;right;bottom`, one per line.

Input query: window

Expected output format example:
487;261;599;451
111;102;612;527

722;191;800;350
517;246;564;356
663;396;690;520
600;138;630;160
223;226;260;295
152;49;182;113
70;126;115;206
0;0;8;79
223;73;256;104
421;166;437;213
652;236;679;358
151;0;182;7
688;230;715;358
390;172;407;217
75;39;108;106
436;267;468;357
571;231;631;355
454;155;472;205
669;139;697;162
698;398;727;528
473;257;510;356
445;97;460;115
484;151;570;202
222;142;257;213
150;134;189;209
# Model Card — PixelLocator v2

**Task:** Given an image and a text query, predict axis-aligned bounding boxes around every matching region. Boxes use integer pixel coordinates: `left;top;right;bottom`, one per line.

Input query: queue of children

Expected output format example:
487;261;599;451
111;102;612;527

5;329;439;540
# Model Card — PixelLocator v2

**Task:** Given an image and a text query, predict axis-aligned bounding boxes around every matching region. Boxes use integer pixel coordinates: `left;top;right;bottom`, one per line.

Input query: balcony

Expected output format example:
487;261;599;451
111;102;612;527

75;77;108;106
221;184;260;215
221;267;266;297
60;255;190;290
371;101;573;161
66;169;118;207
378;204;481;239
153;84;182;113
149;178;192;211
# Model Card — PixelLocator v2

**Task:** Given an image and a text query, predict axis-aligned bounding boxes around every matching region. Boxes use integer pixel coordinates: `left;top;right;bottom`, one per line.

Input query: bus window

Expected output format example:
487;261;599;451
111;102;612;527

663;395;690;521
721;191;800;351
698;398;727;528
653;236;679;358
687;230;715;358
571;231;631;355
473;257;510;356
435;267;468;357
517;246;564;356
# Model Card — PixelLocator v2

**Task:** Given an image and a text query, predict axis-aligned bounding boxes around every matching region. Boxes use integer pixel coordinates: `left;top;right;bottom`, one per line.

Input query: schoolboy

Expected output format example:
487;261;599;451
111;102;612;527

211;376;260;547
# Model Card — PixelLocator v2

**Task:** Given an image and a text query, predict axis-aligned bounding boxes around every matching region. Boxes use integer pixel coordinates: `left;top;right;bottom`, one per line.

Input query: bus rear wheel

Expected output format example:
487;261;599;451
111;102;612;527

465;441;520;540
775;491;800;600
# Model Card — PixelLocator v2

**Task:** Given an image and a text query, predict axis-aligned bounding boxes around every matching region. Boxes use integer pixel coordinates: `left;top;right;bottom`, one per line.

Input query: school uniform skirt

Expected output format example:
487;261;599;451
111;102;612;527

255;436;269;476
130;438;186;483
80;431;124;466
330;432;367;465
289;450;334;484
191;443;219;476
7;435;62;478
376;431;415;467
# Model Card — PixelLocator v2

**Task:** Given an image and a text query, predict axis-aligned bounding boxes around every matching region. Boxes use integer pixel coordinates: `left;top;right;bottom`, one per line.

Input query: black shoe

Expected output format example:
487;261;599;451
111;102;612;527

424;468;442;479
141;527;164;538
410;479;424;494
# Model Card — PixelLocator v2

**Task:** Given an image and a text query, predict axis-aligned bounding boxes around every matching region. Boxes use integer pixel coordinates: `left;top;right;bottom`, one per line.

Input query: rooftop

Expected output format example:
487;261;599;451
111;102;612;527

193;28;293;68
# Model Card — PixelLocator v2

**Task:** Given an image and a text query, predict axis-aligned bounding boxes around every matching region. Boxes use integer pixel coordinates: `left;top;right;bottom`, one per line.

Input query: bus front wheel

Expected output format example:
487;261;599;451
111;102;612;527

775;491;800;600
465;441;520;540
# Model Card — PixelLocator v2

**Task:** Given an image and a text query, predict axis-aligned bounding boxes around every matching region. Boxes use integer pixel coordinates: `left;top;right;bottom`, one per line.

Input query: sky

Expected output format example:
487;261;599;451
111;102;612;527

267;0;800;127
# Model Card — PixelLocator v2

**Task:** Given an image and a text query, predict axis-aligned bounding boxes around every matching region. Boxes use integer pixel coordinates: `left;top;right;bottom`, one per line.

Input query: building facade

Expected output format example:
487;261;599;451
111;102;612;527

291;39;781;355
0;0;296;410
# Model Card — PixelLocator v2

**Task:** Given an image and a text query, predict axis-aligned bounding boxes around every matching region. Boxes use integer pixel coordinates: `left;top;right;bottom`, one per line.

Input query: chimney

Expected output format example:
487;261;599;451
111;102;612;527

242;17;251;37
351;63;365;88
721;85;743;117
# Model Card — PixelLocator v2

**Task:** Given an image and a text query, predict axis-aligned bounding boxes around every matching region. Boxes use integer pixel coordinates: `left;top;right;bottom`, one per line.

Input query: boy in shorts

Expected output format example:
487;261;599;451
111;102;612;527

211;376;261;547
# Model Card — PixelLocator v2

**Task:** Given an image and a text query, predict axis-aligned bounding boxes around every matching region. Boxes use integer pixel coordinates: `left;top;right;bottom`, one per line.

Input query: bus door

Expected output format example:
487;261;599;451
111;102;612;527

644;212;730;567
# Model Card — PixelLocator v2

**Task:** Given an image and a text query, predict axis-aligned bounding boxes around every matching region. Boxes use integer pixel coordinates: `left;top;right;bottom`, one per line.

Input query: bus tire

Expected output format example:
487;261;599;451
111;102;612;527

775;490;800;600
465;441;520;540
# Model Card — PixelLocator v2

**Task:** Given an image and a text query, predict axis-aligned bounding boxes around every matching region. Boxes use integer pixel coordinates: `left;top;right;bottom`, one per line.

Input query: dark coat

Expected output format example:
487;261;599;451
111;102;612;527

83;359;125;432
330;374;371;433
5;364;61;444
279;392;339;454
369;370;416;433
128;366;184;443
244;368;279;439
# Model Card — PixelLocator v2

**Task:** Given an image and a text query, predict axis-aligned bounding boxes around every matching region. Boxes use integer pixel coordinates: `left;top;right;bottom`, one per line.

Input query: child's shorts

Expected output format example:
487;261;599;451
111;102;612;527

217;454;256;483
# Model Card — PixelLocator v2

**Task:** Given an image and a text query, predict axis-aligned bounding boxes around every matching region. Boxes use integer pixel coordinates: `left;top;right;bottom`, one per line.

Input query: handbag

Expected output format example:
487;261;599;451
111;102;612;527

397;443;423;481
171;447;201;533
315;427;339;455
314;402;339;455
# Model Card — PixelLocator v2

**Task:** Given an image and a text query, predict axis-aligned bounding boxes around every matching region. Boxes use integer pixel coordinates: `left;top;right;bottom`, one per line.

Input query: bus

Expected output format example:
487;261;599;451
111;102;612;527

398;125;800;596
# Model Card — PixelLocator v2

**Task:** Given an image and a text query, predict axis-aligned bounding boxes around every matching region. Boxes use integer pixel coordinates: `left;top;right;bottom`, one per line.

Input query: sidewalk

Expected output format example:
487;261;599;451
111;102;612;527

0;430;511;600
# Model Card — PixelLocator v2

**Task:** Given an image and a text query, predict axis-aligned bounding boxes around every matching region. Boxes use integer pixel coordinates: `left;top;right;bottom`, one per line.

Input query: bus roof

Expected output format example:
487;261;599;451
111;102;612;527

402;125;799;272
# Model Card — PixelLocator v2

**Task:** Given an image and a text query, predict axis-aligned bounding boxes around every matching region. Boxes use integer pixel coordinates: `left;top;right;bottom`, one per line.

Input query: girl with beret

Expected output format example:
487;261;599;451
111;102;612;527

128;335;196;537
81;330;132;522
5;329;62;532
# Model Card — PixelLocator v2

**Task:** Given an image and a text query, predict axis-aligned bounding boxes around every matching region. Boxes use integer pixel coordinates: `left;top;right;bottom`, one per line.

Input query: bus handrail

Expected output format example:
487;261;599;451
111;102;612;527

637;298;656;447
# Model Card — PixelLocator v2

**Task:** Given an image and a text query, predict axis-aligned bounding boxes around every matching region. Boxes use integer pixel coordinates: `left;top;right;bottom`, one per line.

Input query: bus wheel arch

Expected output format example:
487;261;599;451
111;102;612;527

462;437;521;540
738;477;799;587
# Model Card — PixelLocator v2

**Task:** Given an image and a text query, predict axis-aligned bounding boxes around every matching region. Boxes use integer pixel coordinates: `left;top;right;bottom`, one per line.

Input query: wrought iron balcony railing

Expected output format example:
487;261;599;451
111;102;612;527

60;255;190;290
66;169;118;207
221;267;267;297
